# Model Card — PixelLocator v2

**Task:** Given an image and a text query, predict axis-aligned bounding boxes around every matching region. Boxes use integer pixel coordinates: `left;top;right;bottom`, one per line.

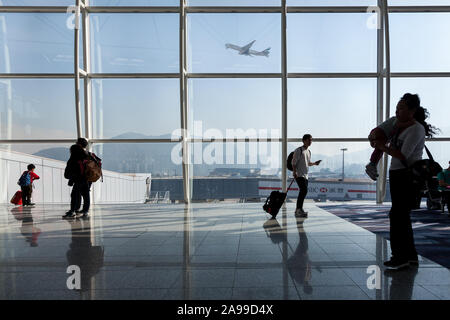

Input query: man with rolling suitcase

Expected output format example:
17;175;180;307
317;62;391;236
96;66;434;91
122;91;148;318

292;134;321;218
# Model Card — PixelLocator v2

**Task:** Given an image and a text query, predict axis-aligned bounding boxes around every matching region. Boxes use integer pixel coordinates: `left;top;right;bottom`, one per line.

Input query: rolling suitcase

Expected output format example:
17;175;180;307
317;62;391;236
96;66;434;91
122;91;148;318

11;190;23;205
263;179;295;218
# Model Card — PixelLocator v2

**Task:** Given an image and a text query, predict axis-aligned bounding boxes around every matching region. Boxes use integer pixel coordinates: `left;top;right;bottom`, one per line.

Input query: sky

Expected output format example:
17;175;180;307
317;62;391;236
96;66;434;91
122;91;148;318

0;1;449;169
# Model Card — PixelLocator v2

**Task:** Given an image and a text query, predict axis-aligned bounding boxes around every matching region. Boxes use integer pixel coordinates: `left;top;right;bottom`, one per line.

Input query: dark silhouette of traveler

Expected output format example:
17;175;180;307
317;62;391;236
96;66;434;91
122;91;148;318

291;134;321;218
384;266;419;300
375;93;438;270
437;161;450;214
287;219;315;295
63;143;90;218
66;217;104;295
18;164;40;206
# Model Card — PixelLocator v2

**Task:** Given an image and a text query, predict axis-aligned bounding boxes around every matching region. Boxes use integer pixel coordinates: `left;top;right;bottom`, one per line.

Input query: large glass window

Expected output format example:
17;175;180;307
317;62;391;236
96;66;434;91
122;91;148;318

1;1;74;5
187;14;280;73
389;1;450;5
287;0;376;6
390;78;450;138
188;79;281;138
190;142;281;200
0;79;79;140
425;142;450;169
91;79;180;139
287;142;373;180
90;14;179;73
0;13;75;73
390;13;450;72
288;13;377;73
288;78;377;139
92;143;182;176
188;0;280;5
91;0;179;5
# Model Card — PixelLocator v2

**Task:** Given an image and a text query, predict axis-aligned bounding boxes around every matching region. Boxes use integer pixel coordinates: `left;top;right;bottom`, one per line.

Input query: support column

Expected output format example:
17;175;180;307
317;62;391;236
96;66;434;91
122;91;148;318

180;0;190;203
74;0;83;138
281;0;288;193
376;0;386;204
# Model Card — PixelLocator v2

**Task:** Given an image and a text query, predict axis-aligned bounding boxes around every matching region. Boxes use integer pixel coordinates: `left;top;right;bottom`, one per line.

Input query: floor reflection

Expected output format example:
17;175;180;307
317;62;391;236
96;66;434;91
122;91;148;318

11;207;41;247
65;216;104;296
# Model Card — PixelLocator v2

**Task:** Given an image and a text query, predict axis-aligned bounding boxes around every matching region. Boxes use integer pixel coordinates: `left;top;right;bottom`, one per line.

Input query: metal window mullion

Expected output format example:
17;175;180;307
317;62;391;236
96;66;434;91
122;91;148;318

379;0;392;205
376;0;385;204
83;1;92;144
281;0;287;193
2;137;449;145
180;0;190;204
74;1;83;138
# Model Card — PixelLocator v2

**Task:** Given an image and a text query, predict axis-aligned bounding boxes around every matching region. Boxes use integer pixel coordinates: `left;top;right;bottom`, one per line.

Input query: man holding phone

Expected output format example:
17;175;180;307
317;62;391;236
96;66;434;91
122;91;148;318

292;134;321;218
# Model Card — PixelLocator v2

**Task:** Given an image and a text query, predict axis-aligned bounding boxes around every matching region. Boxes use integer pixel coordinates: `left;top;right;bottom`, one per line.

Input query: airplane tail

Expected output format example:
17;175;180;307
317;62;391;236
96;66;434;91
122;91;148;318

262;47;271;57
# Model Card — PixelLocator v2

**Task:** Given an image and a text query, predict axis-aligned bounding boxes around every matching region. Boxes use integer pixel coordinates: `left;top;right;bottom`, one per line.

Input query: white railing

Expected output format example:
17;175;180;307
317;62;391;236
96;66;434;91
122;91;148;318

0;148;150;204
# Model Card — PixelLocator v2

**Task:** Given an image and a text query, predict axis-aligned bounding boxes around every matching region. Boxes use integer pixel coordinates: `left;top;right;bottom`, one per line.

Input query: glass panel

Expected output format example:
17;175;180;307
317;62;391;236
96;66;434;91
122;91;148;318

92;143;182;175
190;142;281;200
1;1;74;5
90;14;179;73
0;79;79;139
425;142;450;169
287;0;376;6
188;79;281;139
288;13;377;73
0;13;75;73
288;78;377;138
91;0;179;5
91;79;180;139
390;13;450;72
390;78;450;138
187;14;280;73
287;142;373;180
1;143;73;160
389;1;450;5
188;0;280;5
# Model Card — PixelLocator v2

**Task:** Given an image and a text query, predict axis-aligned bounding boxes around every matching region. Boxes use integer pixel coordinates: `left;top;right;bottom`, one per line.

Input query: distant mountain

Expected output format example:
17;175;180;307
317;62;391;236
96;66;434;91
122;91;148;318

34;147;70;162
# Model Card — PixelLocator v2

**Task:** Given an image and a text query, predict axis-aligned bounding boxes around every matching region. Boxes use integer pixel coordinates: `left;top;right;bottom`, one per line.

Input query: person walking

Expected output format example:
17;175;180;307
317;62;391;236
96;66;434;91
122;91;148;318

375;93;438;270
292;134;321;218
63;143;90;218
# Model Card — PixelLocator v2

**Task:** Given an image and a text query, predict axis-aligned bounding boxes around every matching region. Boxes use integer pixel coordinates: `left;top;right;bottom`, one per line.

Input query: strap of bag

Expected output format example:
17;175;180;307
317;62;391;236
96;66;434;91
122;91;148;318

400;144;434;169
424;145;434;162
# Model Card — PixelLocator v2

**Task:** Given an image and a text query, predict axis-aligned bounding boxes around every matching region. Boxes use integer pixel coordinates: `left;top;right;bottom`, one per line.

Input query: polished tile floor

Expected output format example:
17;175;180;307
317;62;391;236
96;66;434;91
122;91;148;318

1;202;449;300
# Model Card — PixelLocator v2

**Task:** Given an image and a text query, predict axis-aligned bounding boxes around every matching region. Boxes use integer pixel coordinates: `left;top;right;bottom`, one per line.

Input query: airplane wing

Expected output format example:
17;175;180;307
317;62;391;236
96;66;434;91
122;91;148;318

225;43;242;51
240;40;256;55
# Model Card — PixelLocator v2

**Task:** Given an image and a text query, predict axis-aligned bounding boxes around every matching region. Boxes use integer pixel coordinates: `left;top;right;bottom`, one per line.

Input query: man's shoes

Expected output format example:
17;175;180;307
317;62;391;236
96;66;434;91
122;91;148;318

62;211;75;218
295;209;308;218
383;258;410;270
365;162;379;181
408;256;419;266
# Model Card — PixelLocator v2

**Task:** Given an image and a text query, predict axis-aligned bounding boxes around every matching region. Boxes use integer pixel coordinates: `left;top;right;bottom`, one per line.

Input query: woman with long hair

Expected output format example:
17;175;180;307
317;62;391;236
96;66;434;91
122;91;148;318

375;93;438;270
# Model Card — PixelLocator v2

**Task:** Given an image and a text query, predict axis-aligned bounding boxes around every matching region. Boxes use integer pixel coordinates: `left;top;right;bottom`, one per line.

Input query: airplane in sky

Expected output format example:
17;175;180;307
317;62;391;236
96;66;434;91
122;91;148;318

225;40;271;57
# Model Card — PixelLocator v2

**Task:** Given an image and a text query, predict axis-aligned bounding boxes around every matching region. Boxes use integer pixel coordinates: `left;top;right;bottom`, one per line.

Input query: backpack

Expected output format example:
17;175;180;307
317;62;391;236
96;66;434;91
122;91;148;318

287;151;294;171
81;153;103;183
18;171;31;187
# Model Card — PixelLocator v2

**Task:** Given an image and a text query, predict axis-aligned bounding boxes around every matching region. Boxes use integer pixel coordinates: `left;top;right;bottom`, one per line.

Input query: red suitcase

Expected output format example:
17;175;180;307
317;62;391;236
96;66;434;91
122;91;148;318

11;190;23;205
